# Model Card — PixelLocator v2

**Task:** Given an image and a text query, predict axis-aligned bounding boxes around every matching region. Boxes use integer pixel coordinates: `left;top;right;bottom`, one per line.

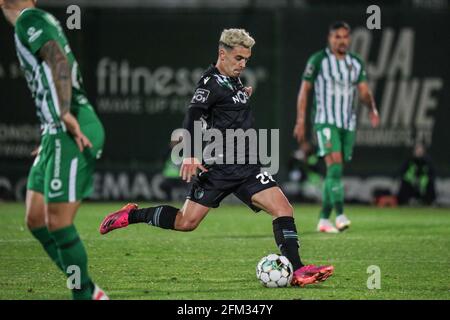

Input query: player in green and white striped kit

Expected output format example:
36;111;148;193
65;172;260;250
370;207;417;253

1;0;107;299
293;21;380;233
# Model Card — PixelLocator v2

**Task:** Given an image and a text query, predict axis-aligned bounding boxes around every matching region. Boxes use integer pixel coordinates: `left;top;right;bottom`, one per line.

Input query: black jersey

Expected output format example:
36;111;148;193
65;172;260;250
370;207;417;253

187;64;260;178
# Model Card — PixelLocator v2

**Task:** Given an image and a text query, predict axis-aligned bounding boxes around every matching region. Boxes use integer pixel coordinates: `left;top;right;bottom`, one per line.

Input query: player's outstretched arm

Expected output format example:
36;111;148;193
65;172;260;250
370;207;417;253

39;40;92;151
358;81;380;128
293;80;313;145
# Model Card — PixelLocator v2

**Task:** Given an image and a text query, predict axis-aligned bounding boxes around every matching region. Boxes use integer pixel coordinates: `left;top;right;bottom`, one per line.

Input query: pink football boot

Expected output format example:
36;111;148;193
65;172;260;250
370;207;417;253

99;203;138;235
291;264;335;287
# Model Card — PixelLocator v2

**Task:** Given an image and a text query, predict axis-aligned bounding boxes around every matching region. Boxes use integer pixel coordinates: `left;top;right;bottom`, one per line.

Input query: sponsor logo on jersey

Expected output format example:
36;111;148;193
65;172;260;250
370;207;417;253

191;88;210;104
203;76;210;85
54;139;62;179
27;27;43;43
304;63;315;77
232;90;248;104
48;191;64;198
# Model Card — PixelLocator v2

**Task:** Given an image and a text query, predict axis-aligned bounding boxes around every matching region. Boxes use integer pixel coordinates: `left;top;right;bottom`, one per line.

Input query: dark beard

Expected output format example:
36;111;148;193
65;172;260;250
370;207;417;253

338;47;348;54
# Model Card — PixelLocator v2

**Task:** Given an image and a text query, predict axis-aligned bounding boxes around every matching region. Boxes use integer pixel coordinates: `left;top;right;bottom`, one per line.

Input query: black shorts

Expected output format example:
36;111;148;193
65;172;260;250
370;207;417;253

187;165;278;212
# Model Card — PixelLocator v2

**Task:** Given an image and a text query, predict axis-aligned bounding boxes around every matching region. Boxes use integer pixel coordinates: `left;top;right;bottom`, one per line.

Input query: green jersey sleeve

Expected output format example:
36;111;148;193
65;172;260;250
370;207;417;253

302;50;325;83
15;10;61;55
353;54;368;83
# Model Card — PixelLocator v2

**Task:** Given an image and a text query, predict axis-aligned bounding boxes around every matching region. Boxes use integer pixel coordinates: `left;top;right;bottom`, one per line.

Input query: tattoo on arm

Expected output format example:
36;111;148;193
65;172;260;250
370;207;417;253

39;40;72;116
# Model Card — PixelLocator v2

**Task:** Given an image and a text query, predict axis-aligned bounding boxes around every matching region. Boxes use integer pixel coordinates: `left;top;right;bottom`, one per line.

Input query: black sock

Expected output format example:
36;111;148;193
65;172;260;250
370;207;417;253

128;205;179;229
272;216;304;270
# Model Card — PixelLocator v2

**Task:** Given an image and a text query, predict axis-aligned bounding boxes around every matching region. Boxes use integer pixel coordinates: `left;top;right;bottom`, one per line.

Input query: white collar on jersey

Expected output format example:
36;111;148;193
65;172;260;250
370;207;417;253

325;47;349;60
19;7;34;17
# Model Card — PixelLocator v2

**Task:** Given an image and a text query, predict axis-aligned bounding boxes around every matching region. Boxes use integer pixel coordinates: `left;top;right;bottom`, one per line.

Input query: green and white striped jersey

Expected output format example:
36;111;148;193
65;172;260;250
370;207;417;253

14;8;89;135
303;48;367;131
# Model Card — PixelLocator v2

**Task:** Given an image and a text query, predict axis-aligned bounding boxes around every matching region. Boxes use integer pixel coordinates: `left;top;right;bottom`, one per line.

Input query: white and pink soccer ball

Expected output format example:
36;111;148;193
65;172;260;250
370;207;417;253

256;253;293;288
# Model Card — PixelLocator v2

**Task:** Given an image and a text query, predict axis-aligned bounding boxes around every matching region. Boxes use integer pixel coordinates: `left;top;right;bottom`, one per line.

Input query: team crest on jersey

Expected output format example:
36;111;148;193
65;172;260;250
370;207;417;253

96;149;103;160
191;88;210;104
50;179;62;191
304;63;315;77
27;27;35;36
194;187;205;200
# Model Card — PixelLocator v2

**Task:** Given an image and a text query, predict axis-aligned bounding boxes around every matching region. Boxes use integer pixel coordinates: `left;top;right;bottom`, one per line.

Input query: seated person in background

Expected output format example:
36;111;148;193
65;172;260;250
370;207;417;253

287;142;323;202
160;137;187;202
397;142;436;205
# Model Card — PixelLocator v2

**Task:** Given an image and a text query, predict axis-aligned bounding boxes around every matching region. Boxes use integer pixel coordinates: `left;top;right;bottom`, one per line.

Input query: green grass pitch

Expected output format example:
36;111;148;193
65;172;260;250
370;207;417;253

0;202;449;300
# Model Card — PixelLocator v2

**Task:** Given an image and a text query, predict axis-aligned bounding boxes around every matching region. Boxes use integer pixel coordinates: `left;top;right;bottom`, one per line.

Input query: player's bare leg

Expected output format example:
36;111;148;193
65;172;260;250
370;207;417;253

100;199;210;234
25;190;64;271
174;200;210;231
252;187;334;287
26;190;46;229
46;202;79;231
251;186;294;218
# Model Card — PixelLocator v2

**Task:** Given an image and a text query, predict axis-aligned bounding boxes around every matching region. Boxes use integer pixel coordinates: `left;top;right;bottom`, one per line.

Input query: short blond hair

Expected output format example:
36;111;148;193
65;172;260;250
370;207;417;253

219;28;255;49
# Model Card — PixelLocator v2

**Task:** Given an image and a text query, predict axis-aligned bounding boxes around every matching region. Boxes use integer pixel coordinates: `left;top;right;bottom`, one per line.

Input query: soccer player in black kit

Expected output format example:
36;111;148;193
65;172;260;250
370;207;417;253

99;29;334;287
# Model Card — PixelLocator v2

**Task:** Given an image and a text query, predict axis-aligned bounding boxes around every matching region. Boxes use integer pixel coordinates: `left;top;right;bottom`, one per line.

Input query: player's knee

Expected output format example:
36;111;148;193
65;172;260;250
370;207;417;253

271;202;294;217
177;220;199;231
327;163;343;179
45;214;59;231
25;213;45;230
176;215;201;231
45;207;69;231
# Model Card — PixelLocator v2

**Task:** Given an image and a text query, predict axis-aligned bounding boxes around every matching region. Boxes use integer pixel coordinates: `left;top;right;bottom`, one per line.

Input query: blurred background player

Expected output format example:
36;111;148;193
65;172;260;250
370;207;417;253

293;21;380;233
0;0;107;299
397;142;436;206
100;28;334;287
287;142;323;203
159;134;188;202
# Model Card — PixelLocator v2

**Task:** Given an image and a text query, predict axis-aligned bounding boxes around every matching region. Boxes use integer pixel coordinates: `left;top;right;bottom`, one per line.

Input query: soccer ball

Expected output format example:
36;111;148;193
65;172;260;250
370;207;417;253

256;253;293;288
